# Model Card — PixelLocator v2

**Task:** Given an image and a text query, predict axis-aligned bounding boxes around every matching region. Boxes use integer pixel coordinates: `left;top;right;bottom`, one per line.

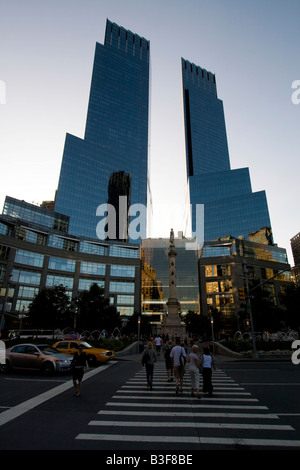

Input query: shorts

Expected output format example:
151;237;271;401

174;365;185;379
72;367;84;381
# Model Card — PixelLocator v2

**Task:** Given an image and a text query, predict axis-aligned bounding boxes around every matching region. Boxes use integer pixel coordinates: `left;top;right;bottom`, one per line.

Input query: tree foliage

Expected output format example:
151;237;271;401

27;285;72;329
72;283;121;333
27;283;122;334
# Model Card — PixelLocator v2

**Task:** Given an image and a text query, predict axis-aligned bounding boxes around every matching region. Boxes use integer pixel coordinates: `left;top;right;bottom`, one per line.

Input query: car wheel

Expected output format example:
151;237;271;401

42;361;55;375
0;360;10;373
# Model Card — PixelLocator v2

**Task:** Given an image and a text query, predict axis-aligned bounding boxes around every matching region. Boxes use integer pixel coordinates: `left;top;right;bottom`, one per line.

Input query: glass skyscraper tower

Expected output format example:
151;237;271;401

55;20;150;242
182;58;272;243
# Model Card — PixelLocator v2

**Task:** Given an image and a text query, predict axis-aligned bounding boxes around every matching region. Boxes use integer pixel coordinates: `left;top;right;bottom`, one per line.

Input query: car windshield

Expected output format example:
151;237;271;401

38;345;61;355
79;342;92;349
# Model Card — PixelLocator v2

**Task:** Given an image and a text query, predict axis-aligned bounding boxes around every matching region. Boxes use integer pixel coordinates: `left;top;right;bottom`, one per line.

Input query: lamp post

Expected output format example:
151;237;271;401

210;315;215;354
243;262;259;359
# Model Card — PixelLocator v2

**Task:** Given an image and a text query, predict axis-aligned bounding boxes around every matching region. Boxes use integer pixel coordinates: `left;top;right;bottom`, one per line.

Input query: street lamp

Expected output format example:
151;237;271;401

243;262;259;359
210;315;215;354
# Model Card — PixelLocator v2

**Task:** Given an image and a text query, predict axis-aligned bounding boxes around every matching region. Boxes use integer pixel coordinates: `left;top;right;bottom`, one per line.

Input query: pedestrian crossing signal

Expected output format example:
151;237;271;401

239;287;246;301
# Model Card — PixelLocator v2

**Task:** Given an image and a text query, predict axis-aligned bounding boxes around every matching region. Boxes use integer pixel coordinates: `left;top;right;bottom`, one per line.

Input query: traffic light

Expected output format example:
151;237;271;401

238;287;246;301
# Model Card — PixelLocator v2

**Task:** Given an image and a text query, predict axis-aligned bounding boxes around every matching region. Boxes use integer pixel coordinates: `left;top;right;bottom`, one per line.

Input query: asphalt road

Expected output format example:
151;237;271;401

1;354;300;454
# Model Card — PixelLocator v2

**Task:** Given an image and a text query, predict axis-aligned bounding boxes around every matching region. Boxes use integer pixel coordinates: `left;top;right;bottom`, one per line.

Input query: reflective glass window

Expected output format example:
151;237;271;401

80;262;105;275
12;269;41;285
117;306;134;316
15;250;44;268
46;274;73;289
48;257;76;272
109;281;135;293
117;294;134;305
78;279;105;290
110;265;135;277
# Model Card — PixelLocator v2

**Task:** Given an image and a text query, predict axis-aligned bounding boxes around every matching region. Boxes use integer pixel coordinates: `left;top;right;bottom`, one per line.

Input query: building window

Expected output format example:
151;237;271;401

48;235;78;252
12;269;41;286
78;279;105;291
205;264;231;277
109;281;135;293
110;265;135;277
18;286;39;299
117;294;135;305
206;281;219;293
79;241;108;256
0;245;10;260
48;257;76;272
15;250;44;268
80;262;105;276
109;245;139;258
46;274;73;289
118;306;134;316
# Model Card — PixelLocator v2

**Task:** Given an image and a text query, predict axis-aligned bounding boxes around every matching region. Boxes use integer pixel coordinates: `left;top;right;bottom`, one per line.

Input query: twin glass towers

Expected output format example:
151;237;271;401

55;19;272;244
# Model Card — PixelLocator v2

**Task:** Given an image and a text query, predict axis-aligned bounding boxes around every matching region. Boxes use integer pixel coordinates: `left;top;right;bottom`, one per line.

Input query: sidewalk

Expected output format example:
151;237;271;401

115;341;241;363
115;343;291;363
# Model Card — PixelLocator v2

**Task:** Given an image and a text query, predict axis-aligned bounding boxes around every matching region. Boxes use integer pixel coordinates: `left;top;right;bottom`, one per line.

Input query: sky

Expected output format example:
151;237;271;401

0;0;299;264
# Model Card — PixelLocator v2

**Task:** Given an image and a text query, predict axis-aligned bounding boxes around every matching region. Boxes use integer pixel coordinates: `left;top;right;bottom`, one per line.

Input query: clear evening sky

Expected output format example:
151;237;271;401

0;0;299;263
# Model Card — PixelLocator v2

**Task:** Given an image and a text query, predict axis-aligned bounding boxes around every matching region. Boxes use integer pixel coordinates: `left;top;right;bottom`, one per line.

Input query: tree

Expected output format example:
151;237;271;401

249;281;286;332
184;310;211;338
122;312;151;337
73;283;121;333
280;284;300;329
27;285;72;329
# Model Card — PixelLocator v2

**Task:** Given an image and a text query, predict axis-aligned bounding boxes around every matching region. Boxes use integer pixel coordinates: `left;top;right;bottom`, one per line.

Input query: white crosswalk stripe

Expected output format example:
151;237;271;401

76;364;300;449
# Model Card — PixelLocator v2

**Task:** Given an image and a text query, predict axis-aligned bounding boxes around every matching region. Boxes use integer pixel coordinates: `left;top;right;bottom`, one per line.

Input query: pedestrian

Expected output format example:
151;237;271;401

188;344;201;398
170;337;186;395
71;344;87;397
142;341;157;390
154;335;162;355
164;340;174;382
200;346;215;397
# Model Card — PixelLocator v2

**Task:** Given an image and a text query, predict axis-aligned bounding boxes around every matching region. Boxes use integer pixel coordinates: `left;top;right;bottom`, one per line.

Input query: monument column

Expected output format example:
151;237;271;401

161;229;186;340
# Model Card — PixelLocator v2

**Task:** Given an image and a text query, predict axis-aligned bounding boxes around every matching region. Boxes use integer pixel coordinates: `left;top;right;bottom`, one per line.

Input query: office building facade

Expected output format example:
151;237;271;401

199;238;291;333
0;198;141;333
55;20;151;242
141;234;200;323
182;59;272;243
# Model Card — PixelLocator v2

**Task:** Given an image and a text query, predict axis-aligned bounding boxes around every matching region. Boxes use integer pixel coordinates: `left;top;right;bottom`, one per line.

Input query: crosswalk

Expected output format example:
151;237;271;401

76;363;300;449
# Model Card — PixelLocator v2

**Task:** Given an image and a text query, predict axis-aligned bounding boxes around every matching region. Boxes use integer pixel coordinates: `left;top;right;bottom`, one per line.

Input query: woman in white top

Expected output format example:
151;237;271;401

200;346;215;397
188;344;201;398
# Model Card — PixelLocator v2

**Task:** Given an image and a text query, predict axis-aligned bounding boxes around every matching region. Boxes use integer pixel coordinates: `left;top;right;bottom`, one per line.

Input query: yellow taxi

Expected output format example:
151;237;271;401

52;340;115;366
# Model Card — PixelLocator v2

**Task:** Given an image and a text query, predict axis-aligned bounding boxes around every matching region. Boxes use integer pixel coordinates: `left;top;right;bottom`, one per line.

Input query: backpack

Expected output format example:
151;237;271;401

142;349;150;366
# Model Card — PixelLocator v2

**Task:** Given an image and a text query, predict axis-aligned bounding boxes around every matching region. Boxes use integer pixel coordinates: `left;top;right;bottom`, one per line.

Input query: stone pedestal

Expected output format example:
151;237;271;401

161;298;186;340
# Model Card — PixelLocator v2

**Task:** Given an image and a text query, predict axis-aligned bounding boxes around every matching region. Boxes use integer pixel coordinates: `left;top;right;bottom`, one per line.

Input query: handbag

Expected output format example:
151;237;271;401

180;347;186;366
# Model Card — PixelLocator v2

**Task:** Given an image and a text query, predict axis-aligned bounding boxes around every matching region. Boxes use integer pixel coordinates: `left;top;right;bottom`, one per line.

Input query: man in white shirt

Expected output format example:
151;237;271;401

170;337;186;394
154;335;162;355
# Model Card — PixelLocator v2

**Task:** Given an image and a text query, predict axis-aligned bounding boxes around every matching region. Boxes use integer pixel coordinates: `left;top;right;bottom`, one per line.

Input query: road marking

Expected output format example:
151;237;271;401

88;420;293;431
76;433;300;447
241;383;300;386
75;364;300;449
0;361;116;427
98;409;279;419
